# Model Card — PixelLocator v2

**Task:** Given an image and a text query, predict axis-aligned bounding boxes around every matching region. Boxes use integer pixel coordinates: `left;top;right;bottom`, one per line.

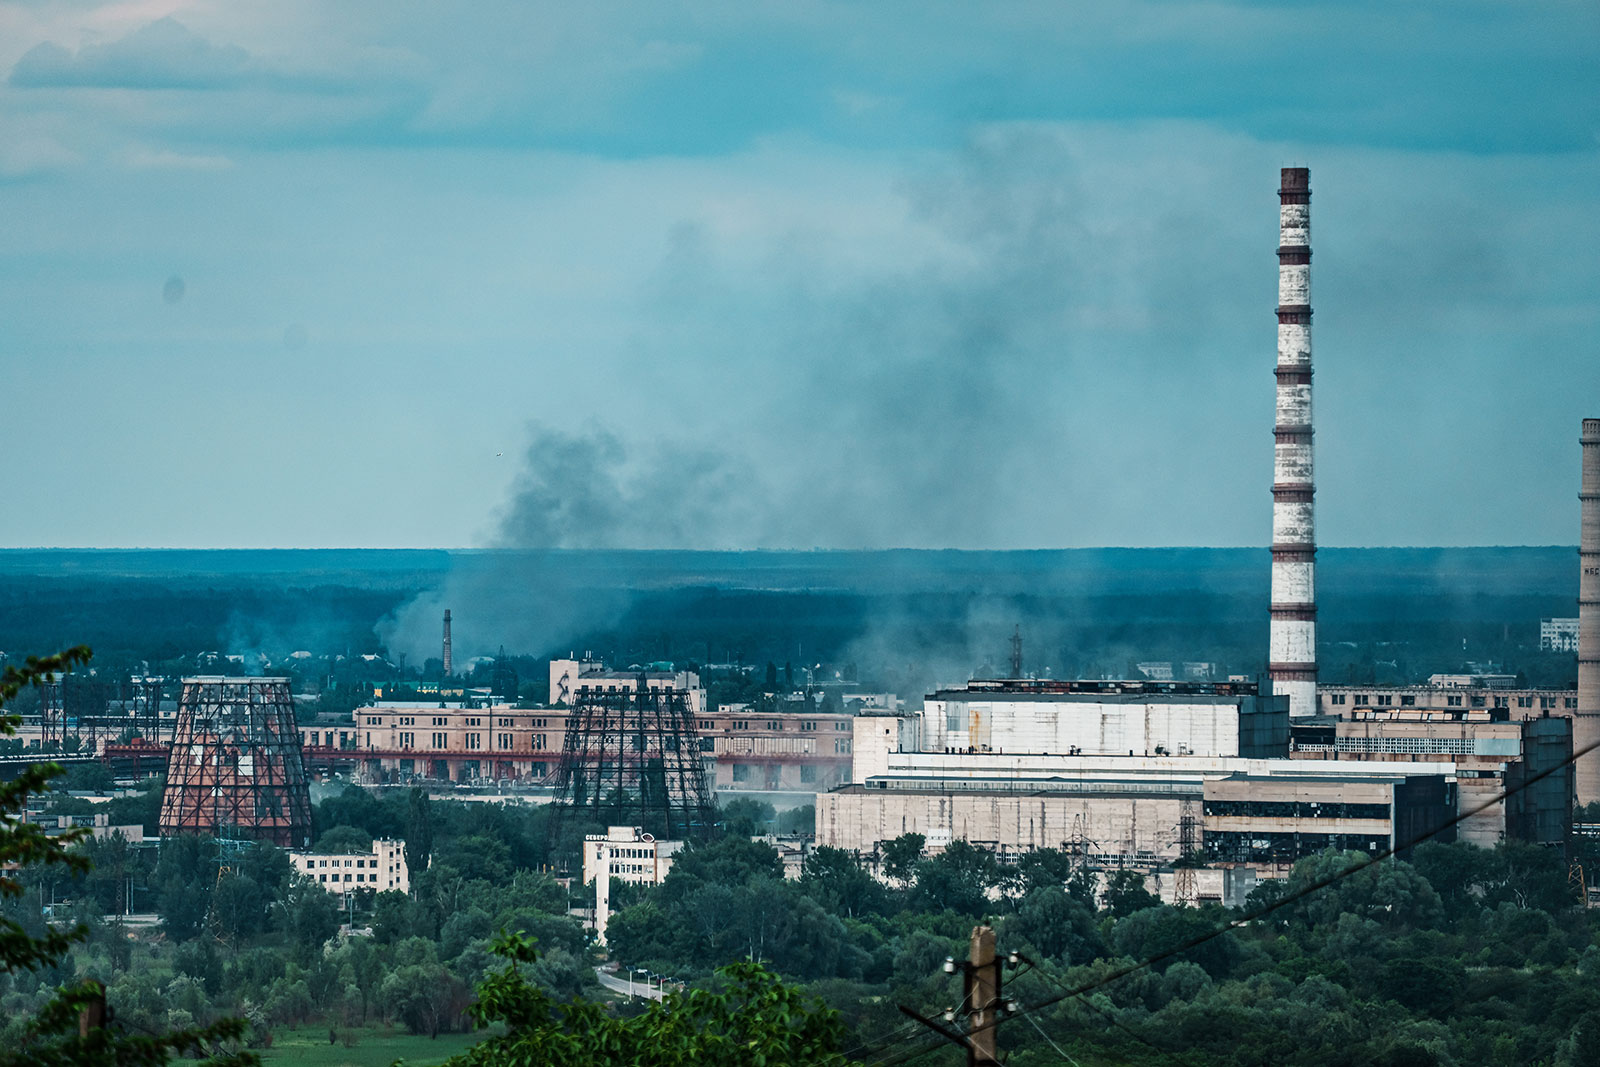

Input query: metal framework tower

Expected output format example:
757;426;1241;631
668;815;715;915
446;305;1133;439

1576;418;1600;805
158;677;312;848
39;677;65;748
550;679;715;840
1269;166;1318;718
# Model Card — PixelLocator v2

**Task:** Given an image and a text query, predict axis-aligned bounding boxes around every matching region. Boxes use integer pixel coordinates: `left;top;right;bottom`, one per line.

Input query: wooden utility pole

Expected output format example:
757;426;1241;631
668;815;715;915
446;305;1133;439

78;979;106;1038
897;924;1010;1066
967;925;1000;1067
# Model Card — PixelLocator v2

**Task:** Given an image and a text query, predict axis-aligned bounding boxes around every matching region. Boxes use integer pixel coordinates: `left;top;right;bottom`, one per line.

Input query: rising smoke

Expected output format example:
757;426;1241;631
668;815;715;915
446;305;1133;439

379;127;1256;667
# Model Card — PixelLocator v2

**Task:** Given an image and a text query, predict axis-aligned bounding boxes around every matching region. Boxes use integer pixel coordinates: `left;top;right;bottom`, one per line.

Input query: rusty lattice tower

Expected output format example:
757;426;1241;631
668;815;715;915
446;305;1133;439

551;677;715;841
158;677;312;847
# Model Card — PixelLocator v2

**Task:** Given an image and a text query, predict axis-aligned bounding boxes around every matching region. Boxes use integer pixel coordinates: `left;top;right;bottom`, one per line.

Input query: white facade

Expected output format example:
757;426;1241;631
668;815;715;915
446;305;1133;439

1542;618;1580;653
290;839;409;894
549;658;705;715
581;826;682;887
921;693;1242;759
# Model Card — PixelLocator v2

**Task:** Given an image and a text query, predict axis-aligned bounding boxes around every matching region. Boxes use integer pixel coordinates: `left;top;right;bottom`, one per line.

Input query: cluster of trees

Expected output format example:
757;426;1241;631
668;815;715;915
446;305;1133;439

601;831;1600;1067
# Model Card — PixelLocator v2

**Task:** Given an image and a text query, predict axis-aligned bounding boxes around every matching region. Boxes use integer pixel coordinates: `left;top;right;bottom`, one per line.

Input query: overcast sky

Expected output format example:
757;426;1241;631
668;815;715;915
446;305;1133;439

2;1;1596;549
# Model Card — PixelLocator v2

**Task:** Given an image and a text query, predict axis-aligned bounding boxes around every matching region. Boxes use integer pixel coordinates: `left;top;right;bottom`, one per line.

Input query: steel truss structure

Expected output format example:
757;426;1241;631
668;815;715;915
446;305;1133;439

551;681;715;841
39;678;65;748
158;677;312;848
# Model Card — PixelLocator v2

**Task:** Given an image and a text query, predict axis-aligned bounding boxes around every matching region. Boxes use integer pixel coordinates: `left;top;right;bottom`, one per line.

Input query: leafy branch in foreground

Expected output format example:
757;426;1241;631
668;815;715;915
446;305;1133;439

0;647;257;1067
447;930;857;1067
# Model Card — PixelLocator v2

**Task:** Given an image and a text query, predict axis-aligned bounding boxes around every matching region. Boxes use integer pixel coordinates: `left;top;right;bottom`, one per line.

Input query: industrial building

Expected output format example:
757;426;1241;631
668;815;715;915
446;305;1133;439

813;171;1583;883
298;656;853;796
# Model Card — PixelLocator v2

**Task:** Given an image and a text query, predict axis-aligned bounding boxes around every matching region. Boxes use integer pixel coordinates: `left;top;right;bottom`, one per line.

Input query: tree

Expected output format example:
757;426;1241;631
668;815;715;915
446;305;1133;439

405;788;433;878
719;797;775;836
311;826;373;855
879;833;924;885
445;931;856;1067
1103;868;1160;918
0;647;254;1065
801;847;886;919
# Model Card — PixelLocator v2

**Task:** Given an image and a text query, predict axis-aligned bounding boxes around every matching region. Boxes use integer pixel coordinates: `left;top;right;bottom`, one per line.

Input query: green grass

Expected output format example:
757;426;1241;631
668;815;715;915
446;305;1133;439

259;1024;486;1067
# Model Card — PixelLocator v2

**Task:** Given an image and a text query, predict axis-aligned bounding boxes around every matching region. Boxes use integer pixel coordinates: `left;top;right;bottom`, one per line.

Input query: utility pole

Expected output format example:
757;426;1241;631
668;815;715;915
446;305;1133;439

967;926;1000;1066
899;925;1017;1066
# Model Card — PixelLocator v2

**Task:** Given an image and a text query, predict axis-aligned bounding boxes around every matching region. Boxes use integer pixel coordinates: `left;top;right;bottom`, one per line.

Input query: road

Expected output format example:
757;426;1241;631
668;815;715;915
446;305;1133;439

594;966;666;1001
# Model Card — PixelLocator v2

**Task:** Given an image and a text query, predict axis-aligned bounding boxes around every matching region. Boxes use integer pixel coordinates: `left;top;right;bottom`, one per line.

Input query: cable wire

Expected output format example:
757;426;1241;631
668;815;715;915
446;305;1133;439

857;731;1594;1066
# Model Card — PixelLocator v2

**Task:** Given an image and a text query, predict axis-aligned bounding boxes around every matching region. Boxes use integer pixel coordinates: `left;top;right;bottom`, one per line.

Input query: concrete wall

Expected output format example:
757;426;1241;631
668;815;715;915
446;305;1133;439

816;787;1196;861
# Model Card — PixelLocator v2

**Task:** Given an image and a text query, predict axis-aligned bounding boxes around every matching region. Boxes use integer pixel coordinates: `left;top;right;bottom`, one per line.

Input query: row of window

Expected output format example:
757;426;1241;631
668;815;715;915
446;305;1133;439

1331;693;1573;710
1336;737;1476;754
1204;800;1391;820
316;872;392;884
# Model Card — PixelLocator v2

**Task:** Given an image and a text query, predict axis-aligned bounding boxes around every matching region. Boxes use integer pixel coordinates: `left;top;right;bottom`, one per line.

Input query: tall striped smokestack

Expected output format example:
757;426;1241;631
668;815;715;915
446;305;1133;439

1270;167;1317;718
442;609;453;678
1576;418;1600;805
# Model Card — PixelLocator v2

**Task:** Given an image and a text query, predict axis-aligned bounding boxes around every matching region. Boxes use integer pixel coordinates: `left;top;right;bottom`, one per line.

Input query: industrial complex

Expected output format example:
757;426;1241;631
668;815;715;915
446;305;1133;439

7;168;1595;904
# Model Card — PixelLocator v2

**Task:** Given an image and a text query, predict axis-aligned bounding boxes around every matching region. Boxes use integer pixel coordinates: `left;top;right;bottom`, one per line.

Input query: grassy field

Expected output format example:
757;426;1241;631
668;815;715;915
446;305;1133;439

259;1024;486;1067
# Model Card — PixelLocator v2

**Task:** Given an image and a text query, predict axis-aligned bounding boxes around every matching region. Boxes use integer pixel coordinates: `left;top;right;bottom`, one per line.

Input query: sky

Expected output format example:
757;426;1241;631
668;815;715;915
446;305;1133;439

1;0;1597;550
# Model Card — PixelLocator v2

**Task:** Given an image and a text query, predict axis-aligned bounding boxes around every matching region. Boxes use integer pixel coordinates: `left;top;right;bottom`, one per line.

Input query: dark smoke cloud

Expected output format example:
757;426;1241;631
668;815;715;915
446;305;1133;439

380;126;1252;664
493;428;760;550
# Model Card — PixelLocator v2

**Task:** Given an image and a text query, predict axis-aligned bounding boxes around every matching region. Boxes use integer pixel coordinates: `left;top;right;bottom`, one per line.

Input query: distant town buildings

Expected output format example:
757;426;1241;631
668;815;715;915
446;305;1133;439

1542;617;1580;653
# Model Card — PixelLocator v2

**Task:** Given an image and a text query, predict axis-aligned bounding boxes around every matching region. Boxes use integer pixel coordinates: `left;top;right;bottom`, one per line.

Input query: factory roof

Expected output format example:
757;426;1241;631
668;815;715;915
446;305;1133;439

930;678;1265;702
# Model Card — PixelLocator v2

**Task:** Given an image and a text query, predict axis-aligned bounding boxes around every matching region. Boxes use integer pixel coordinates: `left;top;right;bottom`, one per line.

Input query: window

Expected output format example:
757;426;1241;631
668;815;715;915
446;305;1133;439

401;716;415;726
1541;697;1557;709
732;764;752;782
499;718;514;727
466;717;481;727
800;765;817;783
732;720;749;730
801;721;817;731
433;716;448;726
767;720;782;730
1567;698;1579;709
1354;695;1369;706
1447;696;1463;707
835;722;849;730
1493;697;1508;709
533;734;547;751
1518;697;1533;708
399;732;414;748
1401;696;1416;706
431;732;447;748
834;738;852;754
466;733;482;750
1471;697;1486;708
1377;695;1392;706
498;733;513;749
1330;694;1346;706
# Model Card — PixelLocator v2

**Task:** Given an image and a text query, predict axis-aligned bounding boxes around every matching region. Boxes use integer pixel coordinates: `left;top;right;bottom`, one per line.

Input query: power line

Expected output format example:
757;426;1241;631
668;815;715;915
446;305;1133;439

855;732;1590;1066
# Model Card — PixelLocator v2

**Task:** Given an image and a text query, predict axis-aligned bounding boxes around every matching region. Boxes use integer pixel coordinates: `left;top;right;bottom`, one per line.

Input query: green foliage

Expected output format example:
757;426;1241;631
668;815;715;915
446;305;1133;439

718;797;775;835
447;932;855;1067
311;826;373;855
878;832;924;884
0;647;255;1066
1102;868;1160;918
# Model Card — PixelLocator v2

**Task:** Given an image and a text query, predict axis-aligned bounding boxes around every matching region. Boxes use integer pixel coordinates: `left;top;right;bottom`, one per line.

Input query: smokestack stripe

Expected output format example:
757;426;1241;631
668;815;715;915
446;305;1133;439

1576;418;1600;804
1270;167;1317;717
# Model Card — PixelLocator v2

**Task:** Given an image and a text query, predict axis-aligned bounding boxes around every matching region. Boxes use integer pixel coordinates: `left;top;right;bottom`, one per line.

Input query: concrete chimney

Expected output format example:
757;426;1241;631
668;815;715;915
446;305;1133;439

1270;167;1317;718
442;609;453;678
1576;418;1600;805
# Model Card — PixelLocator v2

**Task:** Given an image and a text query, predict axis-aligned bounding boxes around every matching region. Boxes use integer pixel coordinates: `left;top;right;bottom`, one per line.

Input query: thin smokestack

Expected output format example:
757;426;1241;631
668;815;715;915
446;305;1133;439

442;609;453;678
1576;418;1600;804
1269;167;1317;718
